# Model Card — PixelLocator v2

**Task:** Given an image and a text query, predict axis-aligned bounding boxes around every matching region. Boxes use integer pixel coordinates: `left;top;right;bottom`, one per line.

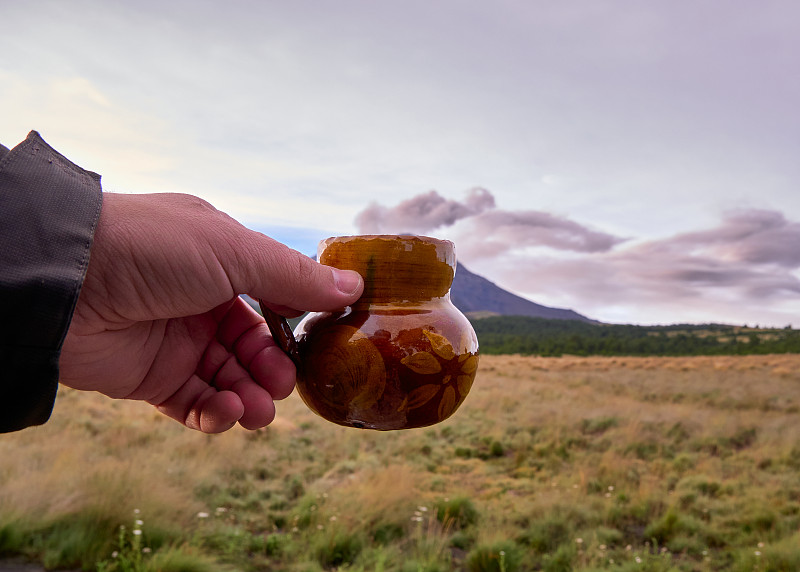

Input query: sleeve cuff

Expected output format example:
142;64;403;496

0;131;103;432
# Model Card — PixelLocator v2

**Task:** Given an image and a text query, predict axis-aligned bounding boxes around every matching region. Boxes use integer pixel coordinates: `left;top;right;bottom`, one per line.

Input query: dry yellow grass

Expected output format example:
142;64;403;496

1;353;799;570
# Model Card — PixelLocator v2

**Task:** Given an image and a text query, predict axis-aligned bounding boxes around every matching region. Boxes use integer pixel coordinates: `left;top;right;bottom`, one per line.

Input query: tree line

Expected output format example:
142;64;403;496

470;316;800;356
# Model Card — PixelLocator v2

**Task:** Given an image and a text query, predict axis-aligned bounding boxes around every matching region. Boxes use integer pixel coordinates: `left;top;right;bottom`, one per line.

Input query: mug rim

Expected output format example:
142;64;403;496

319;234;454;251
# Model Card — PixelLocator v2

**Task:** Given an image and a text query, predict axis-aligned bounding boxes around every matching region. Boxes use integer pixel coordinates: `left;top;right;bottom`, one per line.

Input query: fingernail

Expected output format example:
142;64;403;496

333;268;363;295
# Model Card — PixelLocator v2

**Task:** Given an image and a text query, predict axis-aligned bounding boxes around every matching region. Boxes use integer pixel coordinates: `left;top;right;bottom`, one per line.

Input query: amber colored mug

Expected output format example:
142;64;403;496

262;235;479;430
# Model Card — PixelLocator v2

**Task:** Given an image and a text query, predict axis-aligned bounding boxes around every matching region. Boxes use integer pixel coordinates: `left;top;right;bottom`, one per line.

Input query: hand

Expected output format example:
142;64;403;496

59;193;363;433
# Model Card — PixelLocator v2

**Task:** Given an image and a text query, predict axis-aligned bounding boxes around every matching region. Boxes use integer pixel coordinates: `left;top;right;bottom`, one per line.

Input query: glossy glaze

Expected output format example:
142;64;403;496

294;235;479;430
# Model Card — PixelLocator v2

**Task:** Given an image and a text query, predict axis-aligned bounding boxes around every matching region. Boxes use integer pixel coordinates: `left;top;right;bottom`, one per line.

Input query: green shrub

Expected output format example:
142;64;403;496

645;508;708;545
742;507;778;535
625;440;670;461
314;530;363;568
400;560;448;572
580;416;618;435
732;535;800;572
144;547;221;572
541;543;575;572
435;497;479;529
489;440;505;458
692;478;722;498
293;495;322;529
671;453;696;473
606;496;666;533
518;515;572;554
465;539;524;572
263;533;286;557
285;476;305;500
727;427;757;450
38;513;119;570
455;447;474;458
0;521;24;556
666;533;708;556
594;526;624;547
372;522;405;545
450;529;475;550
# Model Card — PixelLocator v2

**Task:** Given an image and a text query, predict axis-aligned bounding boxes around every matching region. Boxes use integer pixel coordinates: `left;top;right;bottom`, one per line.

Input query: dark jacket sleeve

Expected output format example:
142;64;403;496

0;131;103;432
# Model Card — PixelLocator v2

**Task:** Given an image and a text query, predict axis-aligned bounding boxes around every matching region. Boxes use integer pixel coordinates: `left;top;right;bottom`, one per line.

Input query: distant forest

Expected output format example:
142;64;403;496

470;316;800;356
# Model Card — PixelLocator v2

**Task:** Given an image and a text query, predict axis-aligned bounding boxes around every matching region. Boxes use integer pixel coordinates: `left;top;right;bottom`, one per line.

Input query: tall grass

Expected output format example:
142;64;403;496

1;354;799;570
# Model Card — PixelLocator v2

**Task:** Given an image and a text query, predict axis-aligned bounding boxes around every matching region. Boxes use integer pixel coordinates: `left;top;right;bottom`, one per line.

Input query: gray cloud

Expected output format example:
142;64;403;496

667;209;800;268
355;187;495;234
458;210;626;256
354;188;623;256
478;207;800;324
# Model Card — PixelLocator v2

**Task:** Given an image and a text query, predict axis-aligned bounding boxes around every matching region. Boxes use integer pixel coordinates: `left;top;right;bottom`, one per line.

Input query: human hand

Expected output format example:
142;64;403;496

59;193;363;433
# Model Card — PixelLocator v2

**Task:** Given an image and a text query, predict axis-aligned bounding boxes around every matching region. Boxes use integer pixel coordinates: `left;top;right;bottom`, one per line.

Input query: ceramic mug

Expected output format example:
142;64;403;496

262;235;479;430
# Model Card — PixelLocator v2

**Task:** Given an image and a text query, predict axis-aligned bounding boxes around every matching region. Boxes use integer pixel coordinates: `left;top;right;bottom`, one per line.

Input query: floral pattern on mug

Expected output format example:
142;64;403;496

399;329;479;419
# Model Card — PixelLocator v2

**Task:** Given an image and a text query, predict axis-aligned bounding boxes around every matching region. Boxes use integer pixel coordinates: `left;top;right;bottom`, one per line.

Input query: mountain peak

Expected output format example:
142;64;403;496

451;264;596;323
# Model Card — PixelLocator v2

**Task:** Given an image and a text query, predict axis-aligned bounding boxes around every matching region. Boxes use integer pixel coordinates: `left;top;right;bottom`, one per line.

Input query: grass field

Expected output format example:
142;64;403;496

1;354;799;571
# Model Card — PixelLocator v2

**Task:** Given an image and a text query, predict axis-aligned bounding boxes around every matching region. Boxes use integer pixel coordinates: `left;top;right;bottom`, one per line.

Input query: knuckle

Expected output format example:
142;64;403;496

282;249;320;307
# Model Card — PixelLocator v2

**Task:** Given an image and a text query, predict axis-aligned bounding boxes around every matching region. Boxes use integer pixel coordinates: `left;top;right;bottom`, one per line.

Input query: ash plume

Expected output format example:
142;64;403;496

355;187;495;234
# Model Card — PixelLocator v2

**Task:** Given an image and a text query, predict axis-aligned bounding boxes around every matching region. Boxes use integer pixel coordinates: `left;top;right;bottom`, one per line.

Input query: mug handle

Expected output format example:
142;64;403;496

258;299;300;367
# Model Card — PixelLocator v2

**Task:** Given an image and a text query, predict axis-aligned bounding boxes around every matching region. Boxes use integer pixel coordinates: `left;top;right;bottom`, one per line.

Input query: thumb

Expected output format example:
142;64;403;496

231;233;364;313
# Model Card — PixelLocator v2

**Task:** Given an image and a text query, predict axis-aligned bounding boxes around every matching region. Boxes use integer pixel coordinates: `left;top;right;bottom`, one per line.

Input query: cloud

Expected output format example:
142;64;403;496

457;210;626;257
354;192;800;324
665;209;800;268
355;187;495;234
354;188;622;255
480;207;800;324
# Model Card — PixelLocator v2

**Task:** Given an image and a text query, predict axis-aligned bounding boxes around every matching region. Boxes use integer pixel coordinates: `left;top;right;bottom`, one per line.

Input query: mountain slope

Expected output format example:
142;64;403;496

246;259;596;323
451;264;596;323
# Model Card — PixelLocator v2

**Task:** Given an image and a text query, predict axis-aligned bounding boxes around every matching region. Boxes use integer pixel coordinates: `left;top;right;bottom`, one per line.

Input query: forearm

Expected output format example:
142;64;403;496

0;132;103;432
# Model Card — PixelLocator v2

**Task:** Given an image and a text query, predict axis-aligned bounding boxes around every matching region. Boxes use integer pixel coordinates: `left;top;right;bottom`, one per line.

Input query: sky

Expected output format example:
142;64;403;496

1;0;798;326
